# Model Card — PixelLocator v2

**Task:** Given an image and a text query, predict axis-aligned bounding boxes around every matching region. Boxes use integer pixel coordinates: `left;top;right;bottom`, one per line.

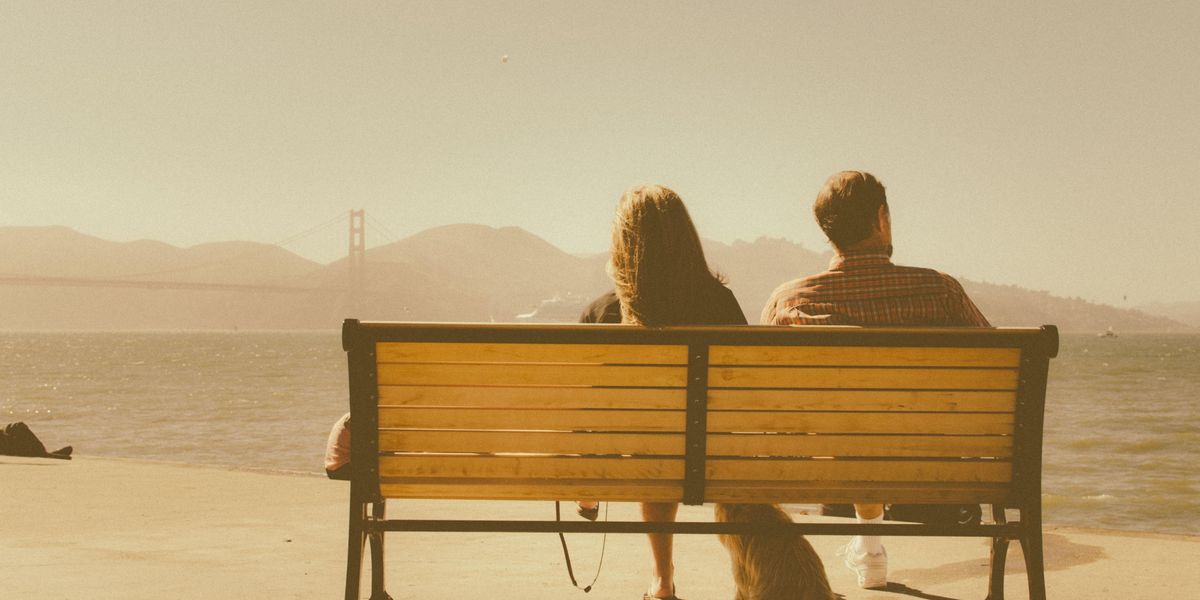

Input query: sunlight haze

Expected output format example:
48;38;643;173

2;1;1197;305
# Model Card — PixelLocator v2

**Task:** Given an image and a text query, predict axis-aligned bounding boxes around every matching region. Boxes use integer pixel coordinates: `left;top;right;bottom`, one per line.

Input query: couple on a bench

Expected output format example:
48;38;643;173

574;170;990;599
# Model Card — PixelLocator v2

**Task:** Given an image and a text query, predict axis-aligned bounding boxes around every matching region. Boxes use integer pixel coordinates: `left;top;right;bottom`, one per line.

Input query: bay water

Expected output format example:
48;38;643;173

2;331;1196;535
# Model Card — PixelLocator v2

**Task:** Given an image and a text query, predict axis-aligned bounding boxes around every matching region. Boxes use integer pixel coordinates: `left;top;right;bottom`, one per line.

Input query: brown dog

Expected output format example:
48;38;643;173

714;503;836;600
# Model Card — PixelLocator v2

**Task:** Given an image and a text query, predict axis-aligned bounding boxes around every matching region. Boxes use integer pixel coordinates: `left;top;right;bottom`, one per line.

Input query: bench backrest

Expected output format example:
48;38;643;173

342;321;1057;507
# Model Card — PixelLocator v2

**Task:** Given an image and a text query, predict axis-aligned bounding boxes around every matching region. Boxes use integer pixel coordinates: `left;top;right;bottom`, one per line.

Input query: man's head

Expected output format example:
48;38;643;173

813;171;891;253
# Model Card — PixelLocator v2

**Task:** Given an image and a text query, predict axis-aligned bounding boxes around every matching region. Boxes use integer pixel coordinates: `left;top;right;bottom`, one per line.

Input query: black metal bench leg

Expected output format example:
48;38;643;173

345;497;368;600
985;504;1008;600
1022;537;1051;600
369;500;393;600
1017;511;1046;600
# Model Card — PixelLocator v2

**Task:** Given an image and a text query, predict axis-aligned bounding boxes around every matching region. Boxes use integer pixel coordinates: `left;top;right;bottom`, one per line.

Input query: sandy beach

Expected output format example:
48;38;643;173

2;456;1196;600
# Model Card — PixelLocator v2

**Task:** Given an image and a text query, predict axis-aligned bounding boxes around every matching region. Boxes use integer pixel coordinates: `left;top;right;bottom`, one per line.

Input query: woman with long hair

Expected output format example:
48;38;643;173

577;184;746;600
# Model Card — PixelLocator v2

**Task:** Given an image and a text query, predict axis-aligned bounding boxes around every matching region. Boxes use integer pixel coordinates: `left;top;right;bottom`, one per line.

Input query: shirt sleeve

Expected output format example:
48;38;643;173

760;296;777;325
760;281;794;325
712;285;748;325
959;293;991;327
578;305;597;324
579;291;621;324
324;413;352;471
944;276;991;327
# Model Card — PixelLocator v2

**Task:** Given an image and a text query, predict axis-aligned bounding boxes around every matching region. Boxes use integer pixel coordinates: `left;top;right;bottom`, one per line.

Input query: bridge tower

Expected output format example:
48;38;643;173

348;209;366;306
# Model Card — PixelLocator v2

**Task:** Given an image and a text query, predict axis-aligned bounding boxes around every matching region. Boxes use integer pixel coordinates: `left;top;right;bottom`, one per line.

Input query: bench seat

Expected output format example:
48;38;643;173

341;320;1057;600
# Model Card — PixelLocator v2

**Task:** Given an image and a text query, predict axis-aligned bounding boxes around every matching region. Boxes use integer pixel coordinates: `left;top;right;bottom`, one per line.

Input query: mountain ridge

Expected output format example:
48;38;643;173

0;224;1190;332
1136;300;1200;329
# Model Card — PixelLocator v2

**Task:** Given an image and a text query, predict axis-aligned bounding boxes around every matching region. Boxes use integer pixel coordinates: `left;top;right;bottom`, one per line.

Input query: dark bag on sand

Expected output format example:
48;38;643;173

821;503;983;525
0;422;71;459
0;422;50;457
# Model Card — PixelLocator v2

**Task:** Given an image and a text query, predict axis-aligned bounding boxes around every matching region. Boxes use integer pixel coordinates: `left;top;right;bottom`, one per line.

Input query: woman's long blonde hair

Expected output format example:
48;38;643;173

608;185;723;326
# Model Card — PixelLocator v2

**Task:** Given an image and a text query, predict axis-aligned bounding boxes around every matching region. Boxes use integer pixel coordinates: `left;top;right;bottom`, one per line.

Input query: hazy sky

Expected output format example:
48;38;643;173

2;2;1197;305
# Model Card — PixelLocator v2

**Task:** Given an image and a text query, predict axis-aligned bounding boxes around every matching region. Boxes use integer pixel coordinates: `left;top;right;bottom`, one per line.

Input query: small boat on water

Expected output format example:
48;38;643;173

1098;326;1117;338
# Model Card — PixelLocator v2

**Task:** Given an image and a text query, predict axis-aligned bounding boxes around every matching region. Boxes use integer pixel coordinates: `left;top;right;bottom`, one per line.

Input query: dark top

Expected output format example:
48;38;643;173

579;284;748;326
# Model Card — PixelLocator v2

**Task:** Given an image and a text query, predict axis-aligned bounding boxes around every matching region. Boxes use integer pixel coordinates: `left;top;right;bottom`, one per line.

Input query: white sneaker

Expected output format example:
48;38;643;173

838;542;888;589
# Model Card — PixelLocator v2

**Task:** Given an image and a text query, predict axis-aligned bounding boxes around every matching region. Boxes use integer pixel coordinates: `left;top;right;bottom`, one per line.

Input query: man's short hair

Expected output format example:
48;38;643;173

813;171;887;249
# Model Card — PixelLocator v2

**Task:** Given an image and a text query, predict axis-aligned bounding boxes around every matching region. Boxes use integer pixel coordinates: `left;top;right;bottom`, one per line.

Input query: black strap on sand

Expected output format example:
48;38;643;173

555;501;608;593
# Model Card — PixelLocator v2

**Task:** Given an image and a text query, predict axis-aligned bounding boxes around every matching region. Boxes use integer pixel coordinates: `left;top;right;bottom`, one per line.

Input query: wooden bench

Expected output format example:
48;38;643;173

340;319;1058;600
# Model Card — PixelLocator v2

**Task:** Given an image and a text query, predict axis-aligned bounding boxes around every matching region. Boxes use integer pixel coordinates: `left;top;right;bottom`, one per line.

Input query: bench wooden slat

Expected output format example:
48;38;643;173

708;389;1015;412
379;479;683;502
710;345;1021;367
379;455;683;479
380;430;684;455
377;342;688;365
382;455;1011;482
379;407;685;432
379;363;688;387
709;366;1018;390
707;411;1014;435
379;385;685;409
376;479;1012;504
703;481;1013;504
380;432;1013;460
707;458;1012;483
706;433;1012;458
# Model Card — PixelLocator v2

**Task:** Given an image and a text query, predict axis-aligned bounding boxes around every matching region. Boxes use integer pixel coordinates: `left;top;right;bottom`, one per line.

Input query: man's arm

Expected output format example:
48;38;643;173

944;276;990;327
760;297;777;325
760;280;796;325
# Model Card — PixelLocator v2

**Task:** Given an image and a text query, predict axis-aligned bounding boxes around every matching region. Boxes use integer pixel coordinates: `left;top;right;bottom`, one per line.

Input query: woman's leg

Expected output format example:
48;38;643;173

853;502;885;551
641;501;679;598
842;502;888;589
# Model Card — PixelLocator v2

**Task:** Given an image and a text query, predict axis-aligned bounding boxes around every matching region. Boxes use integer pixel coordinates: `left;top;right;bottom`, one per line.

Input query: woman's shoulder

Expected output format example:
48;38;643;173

700;281;748;325
579;291;621;324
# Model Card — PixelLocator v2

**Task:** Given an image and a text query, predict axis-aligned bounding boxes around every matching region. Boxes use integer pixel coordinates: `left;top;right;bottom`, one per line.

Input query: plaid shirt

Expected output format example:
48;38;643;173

761;250;990;327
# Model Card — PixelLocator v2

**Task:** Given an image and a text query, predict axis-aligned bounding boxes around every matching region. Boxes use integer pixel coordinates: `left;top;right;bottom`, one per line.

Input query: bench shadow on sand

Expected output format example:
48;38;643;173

873;532;1106;598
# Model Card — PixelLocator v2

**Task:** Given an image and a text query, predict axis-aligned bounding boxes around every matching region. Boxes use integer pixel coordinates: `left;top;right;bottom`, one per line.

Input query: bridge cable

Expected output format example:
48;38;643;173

110;212;348;279
365;214;401;245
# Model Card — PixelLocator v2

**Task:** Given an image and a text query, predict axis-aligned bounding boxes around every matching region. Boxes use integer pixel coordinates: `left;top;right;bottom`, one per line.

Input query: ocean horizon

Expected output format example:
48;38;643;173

3;330;1196;535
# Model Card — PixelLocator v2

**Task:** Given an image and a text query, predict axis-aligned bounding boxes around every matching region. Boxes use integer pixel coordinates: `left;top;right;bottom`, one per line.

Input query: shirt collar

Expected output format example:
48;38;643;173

828;249;893;271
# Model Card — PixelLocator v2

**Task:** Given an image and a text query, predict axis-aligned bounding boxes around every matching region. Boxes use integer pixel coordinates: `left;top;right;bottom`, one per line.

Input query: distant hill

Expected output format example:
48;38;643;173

702;236;832;323
0;224;1191;332
347;224;611;321
702;236;1188;332
0;226;327;329
1137;301;1200;329
0;226;320;284
961;281;1189;333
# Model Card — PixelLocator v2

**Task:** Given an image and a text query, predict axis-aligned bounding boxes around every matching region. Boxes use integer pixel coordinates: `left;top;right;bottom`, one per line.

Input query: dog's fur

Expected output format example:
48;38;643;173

714;503;836;600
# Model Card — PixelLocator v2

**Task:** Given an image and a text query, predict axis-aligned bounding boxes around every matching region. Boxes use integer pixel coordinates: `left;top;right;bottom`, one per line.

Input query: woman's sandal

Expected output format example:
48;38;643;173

643;583;682;600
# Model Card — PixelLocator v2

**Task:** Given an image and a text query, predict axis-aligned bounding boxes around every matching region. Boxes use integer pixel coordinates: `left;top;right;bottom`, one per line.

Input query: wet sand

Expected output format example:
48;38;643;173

2;456;1196;599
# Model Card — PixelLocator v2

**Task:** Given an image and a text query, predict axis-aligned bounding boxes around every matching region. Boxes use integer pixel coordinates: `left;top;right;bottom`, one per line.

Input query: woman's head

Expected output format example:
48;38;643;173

608;184;721;325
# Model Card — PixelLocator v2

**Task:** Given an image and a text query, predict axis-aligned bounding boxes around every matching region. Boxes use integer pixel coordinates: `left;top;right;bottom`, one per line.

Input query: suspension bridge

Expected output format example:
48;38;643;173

0;210;387;296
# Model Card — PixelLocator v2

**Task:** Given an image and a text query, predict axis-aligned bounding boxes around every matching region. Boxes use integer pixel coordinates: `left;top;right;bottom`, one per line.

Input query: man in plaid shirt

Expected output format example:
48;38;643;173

762;171;990;589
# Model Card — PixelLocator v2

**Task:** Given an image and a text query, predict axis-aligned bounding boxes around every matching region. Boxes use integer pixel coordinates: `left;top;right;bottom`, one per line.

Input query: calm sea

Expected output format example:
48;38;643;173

2;332;1196;535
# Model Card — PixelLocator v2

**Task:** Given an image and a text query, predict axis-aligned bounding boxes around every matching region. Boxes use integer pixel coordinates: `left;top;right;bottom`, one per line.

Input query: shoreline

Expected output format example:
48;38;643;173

3;455;1197;600
52;453;1200;539
54;452;332;479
